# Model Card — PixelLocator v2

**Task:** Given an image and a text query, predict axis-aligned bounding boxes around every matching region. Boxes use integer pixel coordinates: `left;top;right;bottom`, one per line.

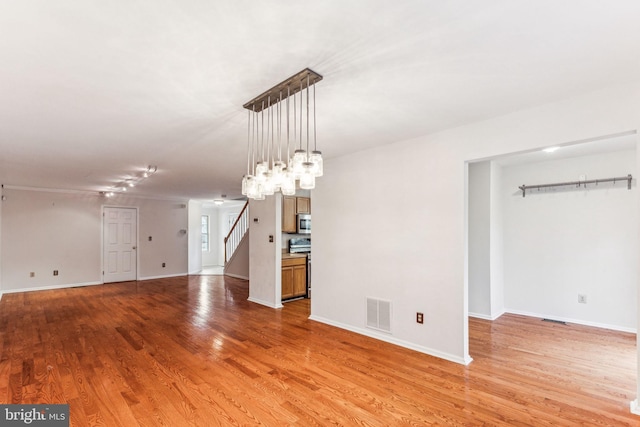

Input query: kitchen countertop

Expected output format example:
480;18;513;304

282;252;308;260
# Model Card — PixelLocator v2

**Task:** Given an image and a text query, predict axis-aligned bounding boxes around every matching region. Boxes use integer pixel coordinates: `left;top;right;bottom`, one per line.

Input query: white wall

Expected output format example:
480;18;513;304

489;162;505;318
502;149;637;331
0;188;189;292
468;161;505;320
468;162;492;317
1;189;102;290
311;81;640;365
188;200;203;274
248;195;282;308
134;197;189;279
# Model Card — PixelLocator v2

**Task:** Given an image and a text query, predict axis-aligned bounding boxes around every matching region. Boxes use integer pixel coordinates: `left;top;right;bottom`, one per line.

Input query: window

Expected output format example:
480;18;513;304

201;215;210;252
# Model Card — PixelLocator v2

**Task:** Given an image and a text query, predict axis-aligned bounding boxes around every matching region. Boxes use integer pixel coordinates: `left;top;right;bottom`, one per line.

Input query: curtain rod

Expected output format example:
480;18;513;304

518;174;632;197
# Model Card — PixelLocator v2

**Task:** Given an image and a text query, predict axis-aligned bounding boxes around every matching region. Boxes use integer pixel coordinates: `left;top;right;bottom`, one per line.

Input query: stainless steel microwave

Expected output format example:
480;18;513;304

297;214;311;234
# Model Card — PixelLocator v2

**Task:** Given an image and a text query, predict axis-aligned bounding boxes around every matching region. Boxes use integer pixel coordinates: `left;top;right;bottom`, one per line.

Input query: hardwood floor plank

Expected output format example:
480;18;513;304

0;276;638;425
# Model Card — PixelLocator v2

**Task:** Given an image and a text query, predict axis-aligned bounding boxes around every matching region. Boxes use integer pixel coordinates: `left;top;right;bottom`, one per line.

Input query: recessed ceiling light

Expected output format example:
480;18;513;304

542;146;560;153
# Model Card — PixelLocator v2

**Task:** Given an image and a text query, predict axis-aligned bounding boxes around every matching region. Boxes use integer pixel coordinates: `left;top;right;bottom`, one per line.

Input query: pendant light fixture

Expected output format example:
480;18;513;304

241;68;323;200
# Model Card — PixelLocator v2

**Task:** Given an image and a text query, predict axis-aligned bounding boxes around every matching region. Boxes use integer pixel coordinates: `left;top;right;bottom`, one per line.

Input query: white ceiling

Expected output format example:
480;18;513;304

1;1;639;201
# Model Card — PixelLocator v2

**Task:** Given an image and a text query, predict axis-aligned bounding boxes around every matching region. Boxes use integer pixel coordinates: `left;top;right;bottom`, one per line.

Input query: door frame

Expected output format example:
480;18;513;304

101;205;140;283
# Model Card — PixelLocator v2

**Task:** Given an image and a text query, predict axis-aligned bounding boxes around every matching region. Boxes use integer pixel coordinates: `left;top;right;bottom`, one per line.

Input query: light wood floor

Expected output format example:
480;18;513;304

0;275;637;426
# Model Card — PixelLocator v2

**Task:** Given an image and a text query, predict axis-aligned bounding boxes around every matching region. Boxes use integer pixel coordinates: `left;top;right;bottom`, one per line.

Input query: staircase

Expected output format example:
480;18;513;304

224;201;249;264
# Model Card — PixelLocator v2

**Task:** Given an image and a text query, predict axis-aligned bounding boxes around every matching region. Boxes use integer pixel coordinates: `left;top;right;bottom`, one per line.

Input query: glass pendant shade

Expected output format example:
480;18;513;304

254;181;265;200
281;169;296;195
255;161;268;178
299;163;316;189
262;171;275;195
291;149;307;179
271;161;285;190
308;151;323;177
241;174;254;196
245;176;259;199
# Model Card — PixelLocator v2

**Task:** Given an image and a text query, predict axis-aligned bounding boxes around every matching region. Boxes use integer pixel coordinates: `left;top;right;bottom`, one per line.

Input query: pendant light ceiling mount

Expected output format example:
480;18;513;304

243;68;323;113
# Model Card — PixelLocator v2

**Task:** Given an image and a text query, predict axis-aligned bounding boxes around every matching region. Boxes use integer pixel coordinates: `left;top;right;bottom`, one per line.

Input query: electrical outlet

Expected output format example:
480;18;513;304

416;312;424;324
30;272;35;278
162;262;166;268
53;270;58;276
578;294;587;304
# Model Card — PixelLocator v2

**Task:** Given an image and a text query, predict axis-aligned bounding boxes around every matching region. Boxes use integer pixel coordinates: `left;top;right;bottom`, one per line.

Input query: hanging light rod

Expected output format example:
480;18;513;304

243;68;323;113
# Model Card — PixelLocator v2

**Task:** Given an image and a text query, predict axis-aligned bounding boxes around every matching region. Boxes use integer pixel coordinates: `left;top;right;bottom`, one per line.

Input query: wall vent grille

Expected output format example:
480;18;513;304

366;297;392;333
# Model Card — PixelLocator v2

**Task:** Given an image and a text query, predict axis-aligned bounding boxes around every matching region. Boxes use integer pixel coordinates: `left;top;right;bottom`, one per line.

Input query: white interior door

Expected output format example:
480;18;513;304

103;207;137;283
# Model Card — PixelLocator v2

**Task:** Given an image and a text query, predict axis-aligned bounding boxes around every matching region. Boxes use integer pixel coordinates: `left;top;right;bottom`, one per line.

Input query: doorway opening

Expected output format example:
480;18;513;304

467;132;637;330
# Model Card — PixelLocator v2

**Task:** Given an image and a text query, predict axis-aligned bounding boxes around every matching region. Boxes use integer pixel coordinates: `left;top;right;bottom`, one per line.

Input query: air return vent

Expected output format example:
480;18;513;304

366;297;392;333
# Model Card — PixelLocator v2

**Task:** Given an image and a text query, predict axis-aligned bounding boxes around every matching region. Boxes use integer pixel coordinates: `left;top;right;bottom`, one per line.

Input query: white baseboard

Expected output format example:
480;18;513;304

224;273;249;280
469;310;505;321
138;273;188;281
247;296;283;309
631;400;640;416
505;308;637;334
308;314;472;366
1;281;103;295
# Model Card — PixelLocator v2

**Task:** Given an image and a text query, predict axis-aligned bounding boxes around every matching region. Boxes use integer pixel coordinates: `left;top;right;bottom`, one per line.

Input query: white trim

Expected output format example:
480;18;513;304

630;400;640;416
224;273;249;280
467;130;638;164
505;309;637;334
1;281;103;295
1;184;101;195
138;273;188;281
469;310;505;321
309;314;473;365
247;296;283;309
1;184;190;202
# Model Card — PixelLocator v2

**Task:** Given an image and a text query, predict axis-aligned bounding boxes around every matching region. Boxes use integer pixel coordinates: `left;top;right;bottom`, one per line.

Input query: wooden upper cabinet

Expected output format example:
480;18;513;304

296;197;310;214
282;196;311;233
282;196;297;233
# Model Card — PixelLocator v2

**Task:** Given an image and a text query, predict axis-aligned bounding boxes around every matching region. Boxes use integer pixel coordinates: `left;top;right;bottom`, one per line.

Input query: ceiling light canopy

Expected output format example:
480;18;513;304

242;68;323;200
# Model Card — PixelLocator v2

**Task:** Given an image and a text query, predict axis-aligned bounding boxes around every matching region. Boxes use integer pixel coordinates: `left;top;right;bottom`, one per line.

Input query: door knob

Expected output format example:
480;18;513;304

132;246;137;250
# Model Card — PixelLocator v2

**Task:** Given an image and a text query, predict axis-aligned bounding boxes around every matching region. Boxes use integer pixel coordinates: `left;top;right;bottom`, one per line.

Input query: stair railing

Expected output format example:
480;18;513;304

224;201;249;264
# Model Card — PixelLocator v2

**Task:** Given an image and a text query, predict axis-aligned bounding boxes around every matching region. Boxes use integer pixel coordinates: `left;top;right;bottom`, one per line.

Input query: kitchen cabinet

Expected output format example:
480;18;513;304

282;256;307;300
282;196;311;233
296;197;310;214
282;196;297;233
